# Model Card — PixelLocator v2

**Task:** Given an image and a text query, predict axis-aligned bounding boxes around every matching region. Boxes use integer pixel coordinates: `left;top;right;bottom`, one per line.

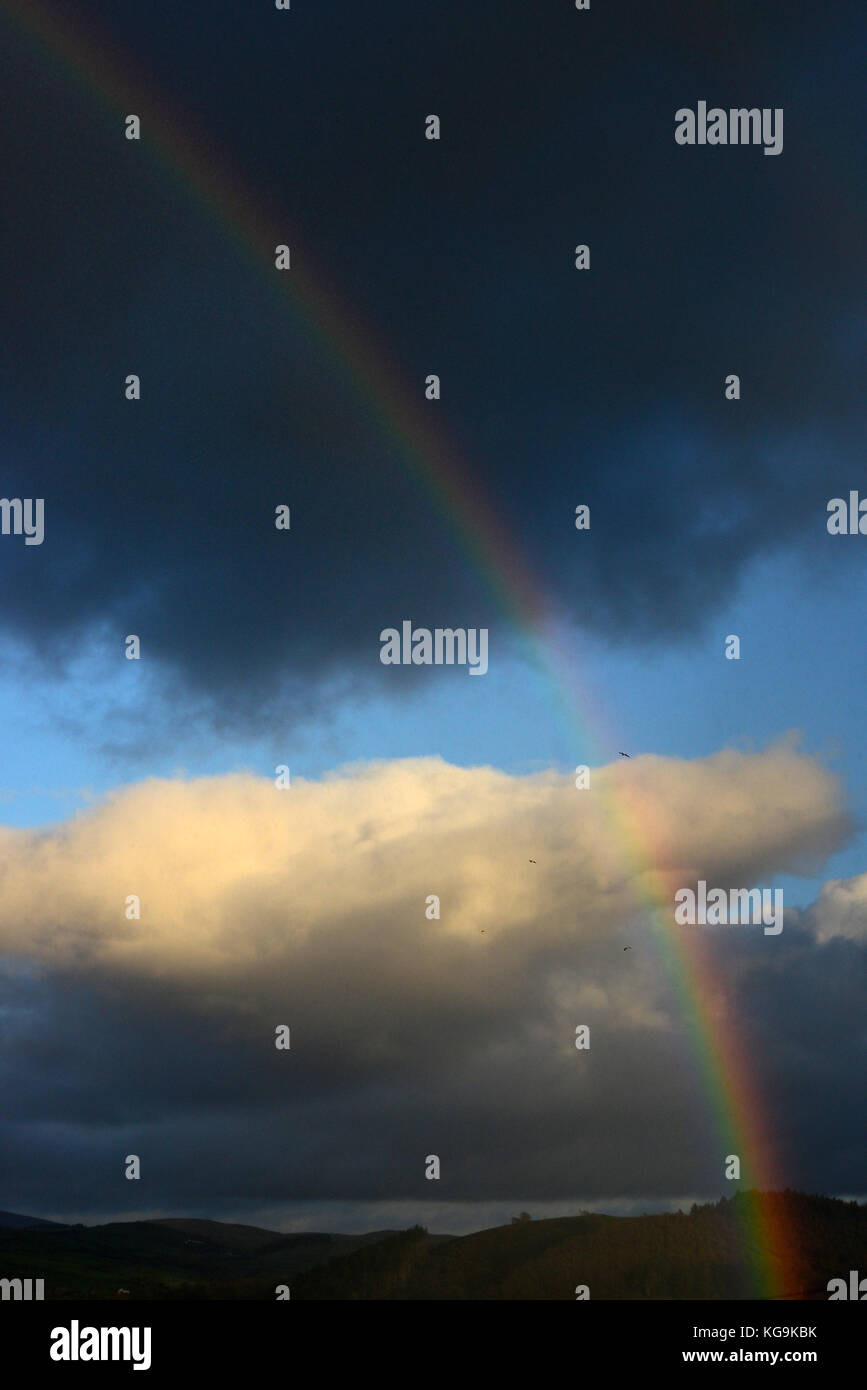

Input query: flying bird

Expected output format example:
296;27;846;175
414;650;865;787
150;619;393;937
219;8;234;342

529;859;536;864
618;752;631;758
623;945;631;951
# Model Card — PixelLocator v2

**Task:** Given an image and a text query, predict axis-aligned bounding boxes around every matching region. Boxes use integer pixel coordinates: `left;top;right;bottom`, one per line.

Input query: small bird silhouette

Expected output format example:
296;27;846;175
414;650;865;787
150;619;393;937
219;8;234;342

529;859;536;864
623;945;631;951
618;752;631;758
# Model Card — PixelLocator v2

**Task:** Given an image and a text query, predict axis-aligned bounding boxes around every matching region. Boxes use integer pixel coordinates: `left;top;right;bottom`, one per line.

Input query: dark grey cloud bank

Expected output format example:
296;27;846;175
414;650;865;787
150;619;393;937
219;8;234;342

0;752;862;1220
2;894;864;1220
0;0;864;728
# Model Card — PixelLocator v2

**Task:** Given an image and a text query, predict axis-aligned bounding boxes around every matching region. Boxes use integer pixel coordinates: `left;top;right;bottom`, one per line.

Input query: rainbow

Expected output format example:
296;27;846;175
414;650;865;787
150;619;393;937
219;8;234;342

3;0;803;1297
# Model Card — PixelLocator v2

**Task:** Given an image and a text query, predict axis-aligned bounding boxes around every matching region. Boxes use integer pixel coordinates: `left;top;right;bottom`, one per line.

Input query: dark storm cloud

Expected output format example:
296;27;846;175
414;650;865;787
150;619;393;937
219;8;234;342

0;0;864;724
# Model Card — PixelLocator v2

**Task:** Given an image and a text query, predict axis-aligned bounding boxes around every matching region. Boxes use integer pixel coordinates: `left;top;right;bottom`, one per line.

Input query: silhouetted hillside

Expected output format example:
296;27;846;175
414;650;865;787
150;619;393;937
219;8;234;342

1;1194;862;1299
0;1217;406;1298
292;1194;867;1300
0;1210;68;1231
149;1218;310;1254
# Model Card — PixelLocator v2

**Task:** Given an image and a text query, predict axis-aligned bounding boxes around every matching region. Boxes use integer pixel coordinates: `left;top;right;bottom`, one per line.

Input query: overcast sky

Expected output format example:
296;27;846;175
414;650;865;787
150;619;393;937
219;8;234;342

0;0;864;1231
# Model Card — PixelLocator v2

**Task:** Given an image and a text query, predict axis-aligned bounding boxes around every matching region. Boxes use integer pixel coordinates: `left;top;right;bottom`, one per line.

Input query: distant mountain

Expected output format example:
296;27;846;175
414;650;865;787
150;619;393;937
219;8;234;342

147;1218;300;1254
0;1210;67;1231
0;1215;425;1299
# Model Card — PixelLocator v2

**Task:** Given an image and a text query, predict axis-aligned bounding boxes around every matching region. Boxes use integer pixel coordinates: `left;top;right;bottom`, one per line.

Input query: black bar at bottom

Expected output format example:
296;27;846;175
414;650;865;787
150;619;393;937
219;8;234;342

3;1298;862;1375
